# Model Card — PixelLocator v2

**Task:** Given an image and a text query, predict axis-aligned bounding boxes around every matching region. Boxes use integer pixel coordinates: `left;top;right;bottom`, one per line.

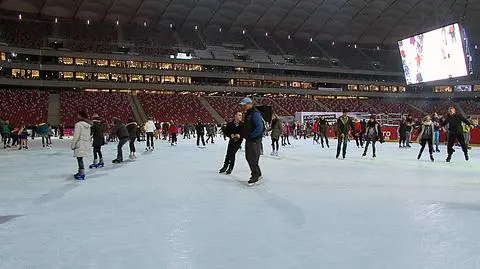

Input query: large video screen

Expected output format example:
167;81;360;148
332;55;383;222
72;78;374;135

398;23;468;85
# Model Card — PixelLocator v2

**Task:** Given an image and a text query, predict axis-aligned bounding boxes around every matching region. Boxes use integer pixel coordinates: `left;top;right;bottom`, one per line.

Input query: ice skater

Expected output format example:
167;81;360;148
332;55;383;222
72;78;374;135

269;114;282;156
336;110;353;159
281;122;291;146
398;118;407;148
206;123;215;144
362;115;383;158
195;119;206;147
112;117;130;163
71;110;91;180
318;116;329;148
219;111;244;175
144;117;155;151
89;113;105;168
441;107;473;162
126;119;138;159
405;115;414;147
432;113;441;152
169;120;178;146
240;97;264;185
18;125;29;150
417;115;435;162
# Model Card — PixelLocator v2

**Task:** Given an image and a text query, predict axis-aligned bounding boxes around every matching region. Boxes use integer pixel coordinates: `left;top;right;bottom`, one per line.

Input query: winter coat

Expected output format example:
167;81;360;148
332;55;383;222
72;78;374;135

225;120;244;142
318;119;328;133
441;113;471;135
364;120;383;141
145;120;155;133
270;118;282;139
112;118;129;139
168;124;178;135
418;121;435;141
336;116;353;137
71;120;91;158
242;107;265;141
126;122;138;140
282;123;290;136
462;122;472;134
37;123;48;135
195;122;205;135
91;117;105;147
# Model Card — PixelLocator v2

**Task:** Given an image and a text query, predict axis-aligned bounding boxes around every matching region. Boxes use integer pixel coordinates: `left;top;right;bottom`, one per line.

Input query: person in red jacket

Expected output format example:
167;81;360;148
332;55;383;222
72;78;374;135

312;119;320;144
353;120;364;148
168;120;178;146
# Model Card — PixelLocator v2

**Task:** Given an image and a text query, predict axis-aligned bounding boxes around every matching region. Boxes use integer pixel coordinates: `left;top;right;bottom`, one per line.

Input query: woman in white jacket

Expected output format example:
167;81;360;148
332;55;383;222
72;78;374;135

71;110;91;180
144;118;155;151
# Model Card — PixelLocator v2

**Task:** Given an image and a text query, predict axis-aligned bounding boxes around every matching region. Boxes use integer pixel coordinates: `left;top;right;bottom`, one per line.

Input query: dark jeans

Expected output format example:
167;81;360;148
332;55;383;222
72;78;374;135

146;132;154;148
129;137;136;153
223;140;242;170
206;134;214;143
93;146;103;161
313;132;319;142
245;139;262;178
171;133;177;144
281;135;290;145
197;134;205;146
117;137;129;161
41;134;48;146
419;138;433;157
363;139;376;156
271;137;279;151
77;157;84;171
2;133;10;146
447;133;468;156
336;135;348;158
355;134;364;147
320;132;329;147
399;134;406;147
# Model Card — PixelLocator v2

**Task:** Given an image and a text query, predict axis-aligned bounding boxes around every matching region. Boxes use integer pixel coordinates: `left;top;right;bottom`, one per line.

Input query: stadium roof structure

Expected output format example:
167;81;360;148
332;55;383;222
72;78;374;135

0;0;478;45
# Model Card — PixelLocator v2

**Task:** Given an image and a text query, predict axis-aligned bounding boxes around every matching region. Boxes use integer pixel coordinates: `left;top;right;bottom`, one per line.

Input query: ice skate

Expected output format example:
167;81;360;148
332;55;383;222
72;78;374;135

96;161;104;168
247;177;262;186
74;173;85;180
372;154;376;158
219;166;228;173
89;161;98;169
446;155;452;162
112;159;122;164
464;153;469;161
362;152;366;157
430;154;434;162
225;167;233;175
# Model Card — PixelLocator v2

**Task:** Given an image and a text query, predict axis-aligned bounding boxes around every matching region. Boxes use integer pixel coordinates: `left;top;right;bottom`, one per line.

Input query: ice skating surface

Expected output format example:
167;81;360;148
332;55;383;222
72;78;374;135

1;138;480;269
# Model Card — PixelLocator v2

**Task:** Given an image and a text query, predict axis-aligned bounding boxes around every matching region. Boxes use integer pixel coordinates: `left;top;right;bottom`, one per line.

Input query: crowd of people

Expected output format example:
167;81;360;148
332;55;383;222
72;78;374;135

1;101;476;185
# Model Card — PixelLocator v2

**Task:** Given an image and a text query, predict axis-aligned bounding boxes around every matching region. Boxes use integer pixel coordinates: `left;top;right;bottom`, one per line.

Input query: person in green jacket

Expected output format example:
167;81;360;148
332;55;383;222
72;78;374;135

2;120;12;148
269;114;282;156
336;110;354;159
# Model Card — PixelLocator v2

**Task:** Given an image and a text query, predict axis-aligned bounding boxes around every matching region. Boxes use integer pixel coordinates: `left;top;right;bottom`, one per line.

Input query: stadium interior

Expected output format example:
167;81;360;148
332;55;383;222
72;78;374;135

0;0;479;127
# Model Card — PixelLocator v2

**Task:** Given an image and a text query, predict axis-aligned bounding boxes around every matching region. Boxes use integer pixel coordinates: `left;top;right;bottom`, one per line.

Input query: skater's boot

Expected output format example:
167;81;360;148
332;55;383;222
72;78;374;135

373;154;376;158
74;170;86;180
362;151;366;157
129;153;134;160
446;154;452;162
89;160;98;169
435;146;440;152
464;152;469;161
430;154;434;162
96;160;104;168
219;165;228;173
226;166;233;175
417;153;422;160
112;159;122;164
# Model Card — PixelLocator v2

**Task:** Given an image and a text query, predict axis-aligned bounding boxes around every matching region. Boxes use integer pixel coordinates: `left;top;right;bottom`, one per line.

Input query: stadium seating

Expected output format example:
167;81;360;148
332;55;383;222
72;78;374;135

458;100;480;115
138;93;215;124
271;97;326;115
410;100;455;115
204;96;244;121
0;89;49;126
60;91;134;126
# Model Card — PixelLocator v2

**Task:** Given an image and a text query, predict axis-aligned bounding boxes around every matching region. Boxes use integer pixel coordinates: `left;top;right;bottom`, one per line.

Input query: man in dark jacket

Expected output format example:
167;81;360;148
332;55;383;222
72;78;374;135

112;117;129;163
195;119;206;147
126;119;138;160
219;112;244;175
336;110;354;159
318;117;329;148
90;114;105;168
441;106;473;162
240;97;265;185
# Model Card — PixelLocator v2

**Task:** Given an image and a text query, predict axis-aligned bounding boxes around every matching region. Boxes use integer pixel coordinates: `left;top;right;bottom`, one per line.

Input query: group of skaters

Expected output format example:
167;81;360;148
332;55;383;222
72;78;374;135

0;120;59;150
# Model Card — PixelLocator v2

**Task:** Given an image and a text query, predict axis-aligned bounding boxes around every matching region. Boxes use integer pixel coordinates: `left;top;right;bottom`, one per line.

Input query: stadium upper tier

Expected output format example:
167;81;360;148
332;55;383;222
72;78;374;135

0;19;404;72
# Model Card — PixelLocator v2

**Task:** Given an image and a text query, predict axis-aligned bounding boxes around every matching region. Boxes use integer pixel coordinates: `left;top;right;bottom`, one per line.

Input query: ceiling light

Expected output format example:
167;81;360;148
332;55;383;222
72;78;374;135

143;21;147;27
287;35;291;40
354;44;357;49
116;20;119;26
309;37;313;42
170;23;174;29
194;25;198;30
219;27;222;32
242;29;246;35
18;14;22;20
265;32;268;37
87;19;90;25
54;18;58;23
332;41;335;46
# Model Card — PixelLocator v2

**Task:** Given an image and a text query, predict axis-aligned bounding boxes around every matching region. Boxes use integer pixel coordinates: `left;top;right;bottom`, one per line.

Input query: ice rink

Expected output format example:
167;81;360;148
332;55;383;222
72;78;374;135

1;136;480;268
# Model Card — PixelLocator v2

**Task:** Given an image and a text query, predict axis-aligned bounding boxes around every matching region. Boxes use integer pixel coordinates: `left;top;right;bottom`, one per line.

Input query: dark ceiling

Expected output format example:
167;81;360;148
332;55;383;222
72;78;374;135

0;0;478;45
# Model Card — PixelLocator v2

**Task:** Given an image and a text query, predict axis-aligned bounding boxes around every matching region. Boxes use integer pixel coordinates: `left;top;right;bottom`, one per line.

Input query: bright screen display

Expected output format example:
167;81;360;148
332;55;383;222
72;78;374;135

454;85;472;92
398;23;468;84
